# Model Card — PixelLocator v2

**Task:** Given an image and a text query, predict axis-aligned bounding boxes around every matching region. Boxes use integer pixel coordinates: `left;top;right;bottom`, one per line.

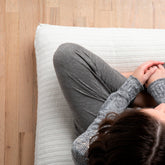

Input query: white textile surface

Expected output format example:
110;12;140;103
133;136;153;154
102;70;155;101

34;24;165;165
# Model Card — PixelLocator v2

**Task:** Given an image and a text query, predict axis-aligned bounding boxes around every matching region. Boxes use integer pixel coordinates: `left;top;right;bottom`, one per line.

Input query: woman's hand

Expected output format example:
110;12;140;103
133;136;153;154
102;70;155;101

132;60;164;85
145;64;165;88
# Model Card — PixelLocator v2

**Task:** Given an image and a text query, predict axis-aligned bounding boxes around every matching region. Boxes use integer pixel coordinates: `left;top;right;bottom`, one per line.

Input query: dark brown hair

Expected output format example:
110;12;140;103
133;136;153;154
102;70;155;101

88;109;165;165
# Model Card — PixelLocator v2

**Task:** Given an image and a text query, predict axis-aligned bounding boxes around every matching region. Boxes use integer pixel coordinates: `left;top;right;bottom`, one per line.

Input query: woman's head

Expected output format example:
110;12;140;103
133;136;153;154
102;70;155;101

88;107;165;165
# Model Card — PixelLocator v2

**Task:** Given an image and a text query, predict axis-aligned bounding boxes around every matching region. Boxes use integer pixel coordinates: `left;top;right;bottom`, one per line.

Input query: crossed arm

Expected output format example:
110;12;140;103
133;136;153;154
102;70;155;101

121;61;165;108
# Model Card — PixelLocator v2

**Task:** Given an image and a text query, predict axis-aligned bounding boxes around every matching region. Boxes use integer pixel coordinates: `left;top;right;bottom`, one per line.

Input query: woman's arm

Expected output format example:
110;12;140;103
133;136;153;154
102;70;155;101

71;75;144;165
121;71;158;108
146;64;165;104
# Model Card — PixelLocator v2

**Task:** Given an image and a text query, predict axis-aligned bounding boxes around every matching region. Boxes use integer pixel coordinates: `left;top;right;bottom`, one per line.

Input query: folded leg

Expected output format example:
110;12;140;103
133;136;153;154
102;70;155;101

53;43;127;135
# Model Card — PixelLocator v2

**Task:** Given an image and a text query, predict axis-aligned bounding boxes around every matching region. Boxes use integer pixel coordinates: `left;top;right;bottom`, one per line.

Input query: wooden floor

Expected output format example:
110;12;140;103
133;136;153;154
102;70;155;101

1;0;165;164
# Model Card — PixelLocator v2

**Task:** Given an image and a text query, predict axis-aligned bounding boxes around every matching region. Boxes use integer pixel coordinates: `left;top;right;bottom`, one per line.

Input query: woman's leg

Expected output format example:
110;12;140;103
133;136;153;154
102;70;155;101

53;43;129;135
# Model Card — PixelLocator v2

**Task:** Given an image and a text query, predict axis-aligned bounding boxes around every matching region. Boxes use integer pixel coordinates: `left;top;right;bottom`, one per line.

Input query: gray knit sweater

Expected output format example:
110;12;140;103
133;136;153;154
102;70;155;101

71;75;165;165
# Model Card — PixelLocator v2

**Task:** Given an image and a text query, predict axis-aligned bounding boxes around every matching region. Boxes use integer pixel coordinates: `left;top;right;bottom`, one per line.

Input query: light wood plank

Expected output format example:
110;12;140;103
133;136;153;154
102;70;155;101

73;0;95;27
6;0;19;12
94;0;112;27
153;0;165;28
18;0;39;164
59;0;74;26
46;0;59;7
19;0;37;133
0;1;5;164
5;13;19;165
19;132;34;165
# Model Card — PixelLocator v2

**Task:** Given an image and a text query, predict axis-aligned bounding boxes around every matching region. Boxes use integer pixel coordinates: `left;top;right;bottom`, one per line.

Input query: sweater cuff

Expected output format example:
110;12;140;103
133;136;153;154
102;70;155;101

147;78;165;104
120;75;144;107
124;75;144;93
121;75;144;98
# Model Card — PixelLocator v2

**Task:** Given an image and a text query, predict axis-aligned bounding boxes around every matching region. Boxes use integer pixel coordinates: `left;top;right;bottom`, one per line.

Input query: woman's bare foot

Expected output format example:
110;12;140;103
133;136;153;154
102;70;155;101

121;72;158;108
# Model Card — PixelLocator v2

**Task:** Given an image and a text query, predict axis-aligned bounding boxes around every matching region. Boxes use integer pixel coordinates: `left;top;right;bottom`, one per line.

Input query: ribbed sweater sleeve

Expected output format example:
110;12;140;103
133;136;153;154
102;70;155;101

71;75;144;165
147;78;165;104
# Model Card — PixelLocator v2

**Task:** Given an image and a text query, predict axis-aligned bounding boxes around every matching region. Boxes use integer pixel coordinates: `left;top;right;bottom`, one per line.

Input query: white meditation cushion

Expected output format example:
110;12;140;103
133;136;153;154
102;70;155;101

34;24;165;165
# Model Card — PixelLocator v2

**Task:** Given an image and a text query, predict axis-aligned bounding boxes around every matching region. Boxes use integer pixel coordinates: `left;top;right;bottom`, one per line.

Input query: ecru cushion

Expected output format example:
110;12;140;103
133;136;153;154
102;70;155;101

34;24;165;165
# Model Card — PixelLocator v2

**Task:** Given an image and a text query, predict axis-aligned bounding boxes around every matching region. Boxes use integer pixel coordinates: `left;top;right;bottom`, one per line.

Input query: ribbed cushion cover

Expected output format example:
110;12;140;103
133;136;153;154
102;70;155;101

34;24;165;165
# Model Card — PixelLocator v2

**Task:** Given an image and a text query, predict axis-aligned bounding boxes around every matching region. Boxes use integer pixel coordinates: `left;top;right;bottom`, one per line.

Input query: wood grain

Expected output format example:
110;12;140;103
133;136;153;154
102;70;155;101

6;0;19;12
1;0;165;165
0;1;5;165
5;13;19;165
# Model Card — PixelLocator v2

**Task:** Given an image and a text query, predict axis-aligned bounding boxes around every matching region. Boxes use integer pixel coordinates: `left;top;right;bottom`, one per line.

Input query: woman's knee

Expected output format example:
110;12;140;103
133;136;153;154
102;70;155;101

53;42;81;64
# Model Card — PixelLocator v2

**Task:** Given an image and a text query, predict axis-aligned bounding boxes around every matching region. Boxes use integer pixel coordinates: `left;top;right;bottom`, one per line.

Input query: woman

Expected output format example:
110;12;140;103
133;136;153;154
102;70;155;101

53;42;165;165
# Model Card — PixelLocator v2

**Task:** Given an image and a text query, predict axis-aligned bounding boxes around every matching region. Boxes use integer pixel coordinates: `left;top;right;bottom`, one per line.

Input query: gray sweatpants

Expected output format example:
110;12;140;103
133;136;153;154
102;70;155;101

53;43;130;135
